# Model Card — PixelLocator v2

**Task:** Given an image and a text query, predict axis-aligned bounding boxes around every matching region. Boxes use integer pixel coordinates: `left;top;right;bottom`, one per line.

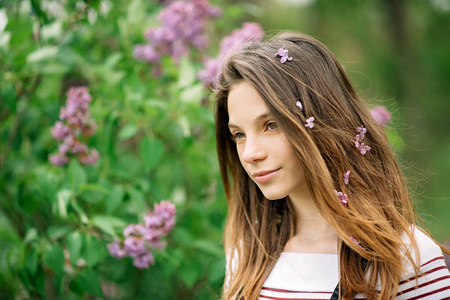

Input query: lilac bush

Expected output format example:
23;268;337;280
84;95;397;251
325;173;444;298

108;200;176;269
198;22;264;88
370;106;392;126
49;87;99;166
134;0;221;66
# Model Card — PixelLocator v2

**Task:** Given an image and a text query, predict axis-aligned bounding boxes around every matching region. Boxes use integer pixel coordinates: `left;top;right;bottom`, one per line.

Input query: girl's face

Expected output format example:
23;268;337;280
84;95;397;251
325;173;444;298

227;81;307;200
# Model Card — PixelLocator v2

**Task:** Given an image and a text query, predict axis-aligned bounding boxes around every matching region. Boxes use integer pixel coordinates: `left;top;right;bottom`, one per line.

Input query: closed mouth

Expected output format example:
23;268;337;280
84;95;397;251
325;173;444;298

252;168;280;183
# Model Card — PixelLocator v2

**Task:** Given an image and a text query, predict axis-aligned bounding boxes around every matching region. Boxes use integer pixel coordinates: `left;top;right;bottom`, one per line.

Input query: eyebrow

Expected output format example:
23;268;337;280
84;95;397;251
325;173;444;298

228;112;272;129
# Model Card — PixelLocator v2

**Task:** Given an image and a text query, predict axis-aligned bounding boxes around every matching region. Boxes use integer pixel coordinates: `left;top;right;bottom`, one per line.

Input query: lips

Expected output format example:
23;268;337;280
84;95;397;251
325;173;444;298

252;168;280;184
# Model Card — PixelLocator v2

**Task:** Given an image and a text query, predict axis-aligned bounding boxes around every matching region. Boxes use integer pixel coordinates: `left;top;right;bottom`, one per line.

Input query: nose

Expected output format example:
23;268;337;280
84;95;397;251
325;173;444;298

240;135;267;164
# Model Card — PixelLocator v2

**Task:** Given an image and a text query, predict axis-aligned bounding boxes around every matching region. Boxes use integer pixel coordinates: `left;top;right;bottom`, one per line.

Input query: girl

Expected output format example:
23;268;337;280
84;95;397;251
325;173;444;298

214;32;450;300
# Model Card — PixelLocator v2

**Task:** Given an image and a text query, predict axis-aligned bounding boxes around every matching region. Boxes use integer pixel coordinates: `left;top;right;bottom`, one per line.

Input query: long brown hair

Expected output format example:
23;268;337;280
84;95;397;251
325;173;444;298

214;32;449;300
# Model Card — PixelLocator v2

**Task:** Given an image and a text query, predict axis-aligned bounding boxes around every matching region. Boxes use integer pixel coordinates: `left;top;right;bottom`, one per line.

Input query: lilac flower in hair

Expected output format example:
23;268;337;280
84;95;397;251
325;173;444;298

343;170;350;185
296;101;303;110
305;117;314;128
357;143;370;155
356;125;367;140
334;190;348;207
276;45;292;63
355;125;370;155
350;235;366;250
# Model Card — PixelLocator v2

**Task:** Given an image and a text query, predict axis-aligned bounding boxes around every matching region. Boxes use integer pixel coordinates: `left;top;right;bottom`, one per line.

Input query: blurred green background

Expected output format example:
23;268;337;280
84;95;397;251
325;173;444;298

0;0;449;298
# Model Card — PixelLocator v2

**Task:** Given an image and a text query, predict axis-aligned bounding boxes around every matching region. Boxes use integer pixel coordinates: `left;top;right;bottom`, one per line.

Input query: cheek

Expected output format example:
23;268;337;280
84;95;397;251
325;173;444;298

236;145;247;167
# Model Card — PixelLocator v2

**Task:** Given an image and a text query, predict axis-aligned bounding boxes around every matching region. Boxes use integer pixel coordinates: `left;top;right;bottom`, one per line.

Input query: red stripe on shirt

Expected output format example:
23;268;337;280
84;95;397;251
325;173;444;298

404;286;450;300
420;256;445;268
399;266;449;285
398;275;450;295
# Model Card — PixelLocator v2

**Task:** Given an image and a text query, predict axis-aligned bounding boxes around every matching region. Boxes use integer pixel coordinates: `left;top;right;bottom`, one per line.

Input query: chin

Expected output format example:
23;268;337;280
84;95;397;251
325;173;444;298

259;187;287;200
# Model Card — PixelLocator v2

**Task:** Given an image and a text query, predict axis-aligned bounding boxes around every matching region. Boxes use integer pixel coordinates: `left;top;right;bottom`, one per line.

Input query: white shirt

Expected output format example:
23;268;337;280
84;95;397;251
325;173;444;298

260;228;450;299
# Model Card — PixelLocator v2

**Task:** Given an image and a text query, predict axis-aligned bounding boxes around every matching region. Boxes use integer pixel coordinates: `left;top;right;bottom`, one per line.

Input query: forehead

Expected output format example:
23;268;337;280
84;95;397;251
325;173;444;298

227;81;270;126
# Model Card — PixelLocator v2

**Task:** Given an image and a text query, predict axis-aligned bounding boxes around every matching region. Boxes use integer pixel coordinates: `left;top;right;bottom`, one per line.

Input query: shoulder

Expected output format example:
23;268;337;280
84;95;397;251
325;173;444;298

400;226;444;268
396;226;450;299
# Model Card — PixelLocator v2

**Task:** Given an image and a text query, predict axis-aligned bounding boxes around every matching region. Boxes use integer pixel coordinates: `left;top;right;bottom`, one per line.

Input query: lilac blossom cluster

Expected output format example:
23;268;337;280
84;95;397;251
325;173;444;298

355;125;370;155
198;22;264;89
134;0;221;67
107;200;176;269
49;87;99;166
370;106;392;127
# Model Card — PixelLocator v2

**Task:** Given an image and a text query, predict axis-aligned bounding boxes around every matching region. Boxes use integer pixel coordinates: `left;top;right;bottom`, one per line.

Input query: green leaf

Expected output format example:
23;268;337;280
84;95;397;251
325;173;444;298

69;279;84;297
127;0;145;24
179;259;203;289
47;225;72;239
26;249;39;275
56;189;72;218
43;244;65;274
70;200;89;224
128;187;146;213
178;56;196;88
68;160;87;190
26;46;59;63
118;123;138;140
81;234;103;268
66;231;82;265
180;83;204;104
106;185;124;213
140;136;164;171
23;227;38;244
177;115;191;137
91;215;126;237
104;52;123;68
78;183;110;194
77;269;103;297
1;84;17;112
192;239;223;256
41;21;62;41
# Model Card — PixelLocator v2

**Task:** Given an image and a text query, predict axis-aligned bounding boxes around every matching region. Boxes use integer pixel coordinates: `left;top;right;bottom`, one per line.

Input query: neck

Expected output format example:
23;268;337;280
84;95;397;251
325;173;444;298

285;190;338;253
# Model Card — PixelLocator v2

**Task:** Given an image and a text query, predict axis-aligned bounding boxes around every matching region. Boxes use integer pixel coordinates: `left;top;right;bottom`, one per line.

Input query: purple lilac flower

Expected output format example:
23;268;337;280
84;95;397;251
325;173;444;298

134;0;221;65
49;87;99;166
107;240;127;259
276;45;292;64
305;117;315;128
350;235;366;250
198;22;264;88
356;125;367;140
355;141;371;155
354;125;370;155
51;122;70;141
370;106;392;127
79;149;99;165
343;170;350;185
145;200;176;234
133;252;155;269
108;200;177;269
334;190;348;207
48;153;70;166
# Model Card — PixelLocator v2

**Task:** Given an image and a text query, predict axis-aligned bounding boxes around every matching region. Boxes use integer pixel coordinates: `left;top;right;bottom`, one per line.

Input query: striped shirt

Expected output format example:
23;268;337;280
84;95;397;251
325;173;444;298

260;228;450;299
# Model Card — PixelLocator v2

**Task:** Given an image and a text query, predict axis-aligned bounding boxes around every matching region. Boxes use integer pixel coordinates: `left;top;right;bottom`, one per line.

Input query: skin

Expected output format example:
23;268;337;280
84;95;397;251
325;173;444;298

227;81;337;254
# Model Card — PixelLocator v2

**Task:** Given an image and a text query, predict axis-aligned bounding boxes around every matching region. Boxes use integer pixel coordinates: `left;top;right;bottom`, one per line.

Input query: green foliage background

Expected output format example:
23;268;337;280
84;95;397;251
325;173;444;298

0;0;449;298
